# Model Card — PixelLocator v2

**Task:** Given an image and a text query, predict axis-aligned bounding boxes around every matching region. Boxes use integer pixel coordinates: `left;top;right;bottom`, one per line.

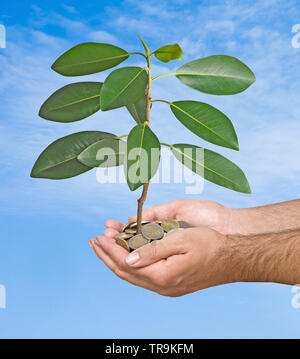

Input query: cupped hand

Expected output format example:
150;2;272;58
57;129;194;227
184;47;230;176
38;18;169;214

88;226;233;297
105;199;233;235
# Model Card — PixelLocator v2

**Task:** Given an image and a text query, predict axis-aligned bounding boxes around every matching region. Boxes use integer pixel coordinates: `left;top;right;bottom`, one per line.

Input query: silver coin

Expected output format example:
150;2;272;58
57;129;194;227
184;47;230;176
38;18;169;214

166;228;184;236
178;221;192;228
129;220;149;229
142;222;165;241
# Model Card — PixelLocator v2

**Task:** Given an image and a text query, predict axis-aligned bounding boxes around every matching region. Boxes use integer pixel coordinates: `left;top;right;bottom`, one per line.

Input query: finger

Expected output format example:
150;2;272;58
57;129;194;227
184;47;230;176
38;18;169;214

105;220;124;232
104;227;119;238
124;232;188;268
95;235;167;281
92;237;162;292
128;201;180;222
90;238;117;273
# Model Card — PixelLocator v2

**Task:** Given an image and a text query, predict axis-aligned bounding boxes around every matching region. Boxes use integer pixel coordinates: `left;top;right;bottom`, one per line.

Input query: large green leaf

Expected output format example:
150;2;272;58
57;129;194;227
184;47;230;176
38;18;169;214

171;143;251;193
51;42;129;76
176;55;255;95
125;123;160;191
154;43;183;63
100;67;148;111
78;138;126;167
39;82;102;123
31;131;116;179
170;101;238;150
126;95;147;123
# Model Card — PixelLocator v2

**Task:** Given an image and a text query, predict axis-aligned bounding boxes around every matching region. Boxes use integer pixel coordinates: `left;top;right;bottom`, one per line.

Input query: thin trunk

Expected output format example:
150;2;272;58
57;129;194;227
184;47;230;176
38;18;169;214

136;55;152;234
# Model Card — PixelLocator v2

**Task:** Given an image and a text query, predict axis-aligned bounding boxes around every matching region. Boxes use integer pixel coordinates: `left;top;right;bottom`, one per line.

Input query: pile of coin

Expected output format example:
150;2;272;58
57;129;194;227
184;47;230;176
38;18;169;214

114;219;192;252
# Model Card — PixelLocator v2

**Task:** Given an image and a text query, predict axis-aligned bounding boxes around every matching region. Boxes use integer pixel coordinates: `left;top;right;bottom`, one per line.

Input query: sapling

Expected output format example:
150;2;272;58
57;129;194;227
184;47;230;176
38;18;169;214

31;35;255;238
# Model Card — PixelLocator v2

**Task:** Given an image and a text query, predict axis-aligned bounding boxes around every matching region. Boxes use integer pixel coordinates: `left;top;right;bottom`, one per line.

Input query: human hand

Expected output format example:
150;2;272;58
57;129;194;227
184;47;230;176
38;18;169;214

105;199;234;236
88;226;233;297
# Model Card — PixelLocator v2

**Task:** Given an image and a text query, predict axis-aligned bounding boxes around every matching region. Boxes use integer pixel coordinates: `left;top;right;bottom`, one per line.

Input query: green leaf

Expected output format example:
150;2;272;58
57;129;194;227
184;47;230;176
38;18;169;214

154;43;183;63
125;123;161;191
176;55;255;95
101;66;148;111
170;101;238;150
39;82;102;123
51;42;129;76
126;95;147;123
171;143;251;193
31;131;116;179
78;138;126;167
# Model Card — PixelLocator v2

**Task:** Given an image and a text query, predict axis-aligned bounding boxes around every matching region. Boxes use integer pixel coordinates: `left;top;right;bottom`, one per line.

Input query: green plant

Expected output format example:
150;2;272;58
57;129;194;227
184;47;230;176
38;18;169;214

31;35;255;233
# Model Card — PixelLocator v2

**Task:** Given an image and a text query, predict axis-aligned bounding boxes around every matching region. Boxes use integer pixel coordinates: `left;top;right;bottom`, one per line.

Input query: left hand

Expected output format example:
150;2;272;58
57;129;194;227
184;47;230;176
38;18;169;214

88;226;232;297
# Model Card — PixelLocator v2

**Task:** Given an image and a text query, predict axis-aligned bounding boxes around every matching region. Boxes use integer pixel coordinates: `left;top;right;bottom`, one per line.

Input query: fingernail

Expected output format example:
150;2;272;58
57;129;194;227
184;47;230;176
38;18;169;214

88;241;92;248
125;252;140;265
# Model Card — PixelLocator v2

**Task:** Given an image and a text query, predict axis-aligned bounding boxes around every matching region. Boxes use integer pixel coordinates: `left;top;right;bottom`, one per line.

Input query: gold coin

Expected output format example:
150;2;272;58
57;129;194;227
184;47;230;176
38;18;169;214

161;219;180;232
115;232;133;240
142;222;164;241
125;228;137;234
115;237;130;252
122;222;135;232
128;234;149;250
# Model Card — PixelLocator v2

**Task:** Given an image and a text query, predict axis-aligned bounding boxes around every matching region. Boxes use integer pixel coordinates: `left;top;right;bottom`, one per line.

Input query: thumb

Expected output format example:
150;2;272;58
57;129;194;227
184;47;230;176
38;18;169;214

125;235;186;268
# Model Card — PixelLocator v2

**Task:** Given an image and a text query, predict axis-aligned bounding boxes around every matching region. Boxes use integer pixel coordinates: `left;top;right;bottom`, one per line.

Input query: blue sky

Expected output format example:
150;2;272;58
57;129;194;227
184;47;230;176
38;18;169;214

1;0;300;338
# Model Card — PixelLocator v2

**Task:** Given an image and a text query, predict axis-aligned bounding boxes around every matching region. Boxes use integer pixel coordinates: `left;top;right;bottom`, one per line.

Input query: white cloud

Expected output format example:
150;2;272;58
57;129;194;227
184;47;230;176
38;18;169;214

88;31;117;43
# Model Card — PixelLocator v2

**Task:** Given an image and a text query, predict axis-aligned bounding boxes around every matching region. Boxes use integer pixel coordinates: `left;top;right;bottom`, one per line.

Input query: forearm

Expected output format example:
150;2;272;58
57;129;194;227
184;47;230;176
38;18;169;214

229;199;300;235
224;228;300;285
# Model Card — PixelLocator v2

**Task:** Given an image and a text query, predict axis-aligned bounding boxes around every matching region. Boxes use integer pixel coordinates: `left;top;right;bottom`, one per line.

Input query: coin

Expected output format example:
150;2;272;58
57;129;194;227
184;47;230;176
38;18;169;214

166;228;184;236
161;219;180;232
129;220;149;229
125;228;137;234
114;232;133;240
122;222;135;232
128;234;149;250
142;222;164;241
178;221;192;228
115;237;130;252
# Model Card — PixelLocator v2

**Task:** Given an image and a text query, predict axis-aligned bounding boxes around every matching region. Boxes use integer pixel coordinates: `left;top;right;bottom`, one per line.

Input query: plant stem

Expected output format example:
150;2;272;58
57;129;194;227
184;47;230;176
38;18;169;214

152;72;177;81
160;142;172;148
137;182;149;233
136;50;152;234
130;52;147;59
115;134;128;139
151;99;171;105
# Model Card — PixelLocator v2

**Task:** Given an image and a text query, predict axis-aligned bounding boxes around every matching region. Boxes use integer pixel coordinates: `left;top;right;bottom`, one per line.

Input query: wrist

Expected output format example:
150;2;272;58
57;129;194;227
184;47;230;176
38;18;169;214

226;207;262;235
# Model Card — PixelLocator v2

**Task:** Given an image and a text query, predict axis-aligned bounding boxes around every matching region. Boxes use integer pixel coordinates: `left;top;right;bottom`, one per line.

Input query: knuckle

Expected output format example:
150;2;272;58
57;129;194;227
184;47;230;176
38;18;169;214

148;240;159;259
116;257;126;269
